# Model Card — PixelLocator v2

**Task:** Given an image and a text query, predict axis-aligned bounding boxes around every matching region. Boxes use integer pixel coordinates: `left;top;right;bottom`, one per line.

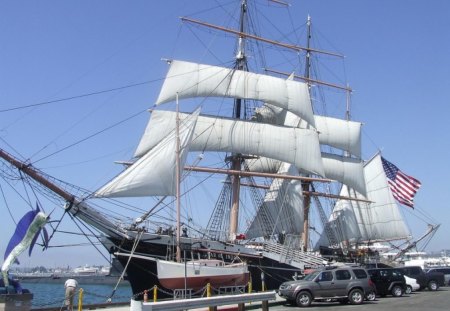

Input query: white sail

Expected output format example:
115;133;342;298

95;109;200;198
245;157;282;173
245;163;304;239
155;60;315;127
321;153;366;196
135;110;325;176
243;153;366;196
314;115;362;158
255;103;362;158
317;154;411;248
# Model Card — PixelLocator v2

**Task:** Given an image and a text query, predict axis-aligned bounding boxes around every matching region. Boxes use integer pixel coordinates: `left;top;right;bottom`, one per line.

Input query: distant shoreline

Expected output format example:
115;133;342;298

18;275;129;286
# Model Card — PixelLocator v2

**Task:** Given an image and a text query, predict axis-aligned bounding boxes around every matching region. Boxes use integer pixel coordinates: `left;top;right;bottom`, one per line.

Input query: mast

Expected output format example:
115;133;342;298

175;93;182;263
228;0;247;241
302;15;312;252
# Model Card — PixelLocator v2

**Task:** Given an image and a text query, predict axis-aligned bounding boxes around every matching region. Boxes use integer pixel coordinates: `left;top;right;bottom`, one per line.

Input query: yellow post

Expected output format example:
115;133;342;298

207;283;217;311
153;286;157;302
206;283;211;297
248;280;252;305
77;288;83;311
261;272;265;291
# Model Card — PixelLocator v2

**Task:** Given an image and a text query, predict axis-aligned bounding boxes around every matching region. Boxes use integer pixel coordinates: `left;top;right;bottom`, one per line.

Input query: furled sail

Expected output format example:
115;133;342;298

95;109;201;198
155;60;315;127
135;110;325;176
316;154;411;248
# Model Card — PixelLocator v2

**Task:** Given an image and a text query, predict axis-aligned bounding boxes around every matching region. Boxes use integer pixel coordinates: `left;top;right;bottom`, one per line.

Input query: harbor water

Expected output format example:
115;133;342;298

21;282;132;309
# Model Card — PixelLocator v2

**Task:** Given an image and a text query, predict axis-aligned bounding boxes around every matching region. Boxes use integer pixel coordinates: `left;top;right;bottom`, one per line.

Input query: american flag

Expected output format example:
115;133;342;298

381;157;421;208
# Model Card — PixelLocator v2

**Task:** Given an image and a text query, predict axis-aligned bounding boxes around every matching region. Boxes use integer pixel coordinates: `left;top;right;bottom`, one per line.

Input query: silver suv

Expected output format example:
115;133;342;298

278;267;375;307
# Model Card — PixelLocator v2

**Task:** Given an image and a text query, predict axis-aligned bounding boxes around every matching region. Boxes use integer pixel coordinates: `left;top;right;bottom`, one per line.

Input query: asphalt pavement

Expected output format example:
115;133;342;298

267;287;450;311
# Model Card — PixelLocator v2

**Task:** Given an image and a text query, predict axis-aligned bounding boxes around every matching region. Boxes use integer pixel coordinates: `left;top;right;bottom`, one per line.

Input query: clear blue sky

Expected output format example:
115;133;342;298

1;0;449;268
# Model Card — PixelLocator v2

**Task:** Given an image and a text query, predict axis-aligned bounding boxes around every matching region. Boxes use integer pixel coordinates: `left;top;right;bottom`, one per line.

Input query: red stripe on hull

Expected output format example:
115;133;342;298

159;272;250;290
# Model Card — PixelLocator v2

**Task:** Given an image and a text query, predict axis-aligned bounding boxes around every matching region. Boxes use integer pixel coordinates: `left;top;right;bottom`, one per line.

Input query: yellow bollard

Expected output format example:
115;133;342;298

77;288;83;311
207;283;216;311
261;272;265;292
153;286;157;302
248;280;253;305
206;283;211;297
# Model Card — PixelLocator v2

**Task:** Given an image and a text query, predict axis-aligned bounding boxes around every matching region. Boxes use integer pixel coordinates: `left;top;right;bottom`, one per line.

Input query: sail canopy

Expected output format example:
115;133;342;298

321;153;366;196
245;163;304;239
95;109;200;198
156;60;315;127
135;110;325;176
255;104;363;158
244;153;366;196
314;115;362;158
316;154;411;248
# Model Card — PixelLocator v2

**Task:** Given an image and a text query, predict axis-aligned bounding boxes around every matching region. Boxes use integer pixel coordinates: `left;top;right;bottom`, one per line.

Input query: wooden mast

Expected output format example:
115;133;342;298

175;93;182;263
302;15;313;252
228;0;247;241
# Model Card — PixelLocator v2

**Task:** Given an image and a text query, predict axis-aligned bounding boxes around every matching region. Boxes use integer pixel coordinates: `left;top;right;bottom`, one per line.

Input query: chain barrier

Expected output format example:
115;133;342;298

156;285;175;297
82;289;130;301
126;282;252;305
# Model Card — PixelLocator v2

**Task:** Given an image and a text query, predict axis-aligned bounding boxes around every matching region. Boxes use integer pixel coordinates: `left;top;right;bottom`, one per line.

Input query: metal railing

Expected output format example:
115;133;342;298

263;241;325;267
131;291;276;311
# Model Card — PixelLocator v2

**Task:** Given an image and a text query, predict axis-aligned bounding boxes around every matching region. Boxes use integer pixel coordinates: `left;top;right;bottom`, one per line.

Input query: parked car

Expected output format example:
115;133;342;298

396;266;445;291
404;275;420;294
364;262;393;269
367;268;406;297
278;267;375;307
425;267;450;286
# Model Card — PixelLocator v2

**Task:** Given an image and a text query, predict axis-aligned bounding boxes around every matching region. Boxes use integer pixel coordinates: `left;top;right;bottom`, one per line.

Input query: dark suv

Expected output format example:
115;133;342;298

396;266;444;291
278;267;375;307
426;267;450;286
367;268;406;297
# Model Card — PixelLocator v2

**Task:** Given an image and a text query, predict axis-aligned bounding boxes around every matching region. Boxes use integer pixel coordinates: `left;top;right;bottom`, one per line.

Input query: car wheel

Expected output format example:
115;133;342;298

366;290;376;301
391;285;403;297
405;285;412;295
348;288;364;305
296;291;312;307
428;280;438;291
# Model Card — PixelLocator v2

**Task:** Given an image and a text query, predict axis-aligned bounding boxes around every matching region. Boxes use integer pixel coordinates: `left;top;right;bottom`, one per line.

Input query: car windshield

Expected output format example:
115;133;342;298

303;270;321;281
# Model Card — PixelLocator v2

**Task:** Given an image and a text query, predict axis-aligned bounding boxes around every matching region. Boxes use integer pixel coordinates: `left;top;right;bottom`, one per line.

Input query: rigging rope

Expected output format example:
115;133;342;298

67;212;110;262
107;230;144;302
0;81;162;114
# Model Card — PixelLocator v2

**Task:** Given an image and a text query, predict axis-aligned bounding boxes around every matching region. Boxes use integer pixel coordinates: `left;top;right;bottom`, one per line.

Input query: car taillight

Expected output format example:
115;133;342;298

368;278;375;287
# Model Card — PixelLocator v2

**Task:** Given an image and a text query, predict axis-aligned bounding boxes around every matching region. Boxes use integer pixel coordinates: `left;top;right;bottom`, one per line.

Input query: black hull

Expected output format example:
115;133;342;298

107;237;303;299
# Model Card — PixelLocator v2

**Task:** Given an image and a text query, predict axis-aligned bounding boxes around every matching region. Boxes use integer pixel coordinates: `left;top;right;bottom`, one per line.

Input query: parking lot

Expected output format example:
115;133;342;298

267;287;450;311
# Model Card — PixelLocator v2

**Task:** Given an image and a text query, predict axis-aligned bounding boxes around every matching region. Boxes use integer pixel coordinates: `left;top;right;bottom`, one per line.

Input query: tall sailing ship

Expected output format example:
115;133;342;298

0;0;438;297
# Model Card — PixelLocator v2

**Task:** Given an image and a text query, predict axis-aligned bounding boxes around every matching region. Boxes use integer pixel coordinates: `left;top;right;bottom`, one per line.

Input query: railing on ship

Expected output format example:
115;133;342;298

262;234;325;268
